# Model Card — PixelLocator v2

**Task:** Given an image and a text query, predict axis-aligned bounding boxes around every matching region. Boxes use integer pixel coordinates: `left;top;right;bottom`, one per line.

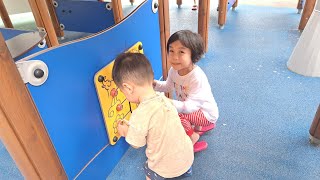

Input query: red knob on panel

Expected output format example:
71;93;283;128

111;88;118;97
116;104;123;111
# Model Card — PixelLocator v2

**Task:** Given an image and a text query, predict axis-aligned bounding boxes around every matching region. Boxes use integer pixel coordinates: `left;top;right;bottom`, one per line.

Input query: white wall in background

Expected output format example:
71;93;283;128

3;0;31;15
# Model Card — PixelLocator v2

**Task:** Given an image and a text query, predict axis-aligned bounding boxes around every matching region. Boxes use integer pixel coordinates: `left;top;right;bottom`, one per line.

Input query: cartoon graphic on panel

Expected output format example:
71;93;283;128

94;42;143;145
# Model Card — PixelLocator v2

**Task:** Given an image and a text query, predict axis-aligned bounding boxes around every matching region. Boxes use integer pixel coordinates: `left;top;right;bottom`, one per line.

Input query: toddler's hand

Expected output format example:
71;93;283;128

117;119;129;137
152;80;157;88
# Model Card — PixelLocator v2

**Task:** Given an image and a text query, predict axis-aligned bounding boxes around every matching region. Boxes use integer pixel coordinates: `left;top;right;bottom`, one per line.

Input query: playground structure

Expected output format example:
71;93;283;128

309;104;320;145
287;0;320;77
298;0;317;31
0;28;47;61
94;42;142;146
0;0;171;179
1;0;315;54
0;0;124;48
0;0;127;61
51;0;118;33
217;0;239;29
174;0;312;30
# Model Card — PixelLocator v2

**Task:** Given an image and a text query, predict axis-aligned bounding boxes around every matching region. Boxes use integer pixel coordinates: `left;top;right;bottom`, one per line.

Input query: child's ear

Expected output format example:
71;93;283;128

122;82;134;94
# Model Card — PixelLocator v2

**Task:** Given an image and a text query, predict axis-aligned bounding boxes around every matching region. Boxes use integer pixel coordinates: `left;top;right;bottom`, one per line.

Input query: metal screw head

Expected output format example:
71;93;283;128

53;1;58;7
154;3;159;9
113;136;118;142
152;0;159;13
98;75;105;82
59;24;65;30
34;69;44;78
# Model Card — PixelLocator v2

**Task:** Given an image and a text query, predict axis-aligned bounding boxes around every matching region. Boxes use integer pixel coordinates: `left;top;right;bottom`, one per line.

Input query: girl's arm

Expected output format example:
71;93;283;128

154;68;174;92
154;80;172;92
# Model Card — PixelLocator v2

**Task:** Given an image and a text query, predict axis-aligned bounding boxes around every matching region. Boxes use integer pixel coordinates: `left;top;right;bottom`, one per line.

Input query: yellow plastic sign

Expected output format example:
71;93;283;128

94;42;143;145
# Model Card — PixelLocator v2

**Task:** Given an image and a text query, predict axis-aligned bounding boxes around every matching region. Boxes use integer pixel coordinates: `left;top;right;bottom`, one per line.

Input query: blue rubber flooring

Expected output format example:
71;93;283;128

0;140;23;179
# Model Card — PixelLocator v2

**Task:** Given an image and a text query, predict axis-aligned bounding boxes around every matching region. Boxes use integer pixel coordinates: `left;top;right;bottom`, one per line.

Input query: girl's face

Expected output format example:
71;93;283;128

168;40;194;76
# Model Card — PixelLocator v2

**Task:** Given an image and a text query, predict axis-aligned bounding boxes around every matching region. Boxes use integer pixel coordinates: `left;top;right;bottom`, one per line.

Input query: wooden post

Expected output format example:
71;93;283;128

28;0;59;47
158;0;171;98
0;0;13;28
112;0;124;24
309;105;320;145
218;0;228;29
198;0;210;52
298;0;316;31
0;33;67;179
297;0;304;13
45;0;64;38
158;0;170;80
176;0;182;8
232;0;239;10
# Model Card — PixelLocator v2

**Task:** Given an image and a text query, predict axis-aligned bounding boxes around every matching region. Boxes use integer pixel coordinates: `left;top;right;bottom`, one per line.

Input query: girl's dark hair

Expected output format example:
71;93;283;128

112;52;154;87
167;30;205;63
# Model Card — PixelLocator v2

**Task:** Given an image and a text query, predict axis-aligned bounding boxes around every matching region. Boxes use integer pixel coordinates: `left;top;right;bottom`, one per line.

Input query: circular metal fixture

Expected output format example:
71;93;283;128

106;3;112;10
53;1;58;8
113;136;118;142
38;39;46;48
34;69;44;78
98;75;105;82
60;23;65;30
152;0;159;13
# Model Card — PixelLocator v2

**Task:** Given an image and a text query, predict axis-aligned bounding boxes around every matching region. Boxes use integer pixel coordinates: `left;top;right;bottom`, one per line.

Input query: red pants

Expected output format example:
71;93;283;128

179;109;212;136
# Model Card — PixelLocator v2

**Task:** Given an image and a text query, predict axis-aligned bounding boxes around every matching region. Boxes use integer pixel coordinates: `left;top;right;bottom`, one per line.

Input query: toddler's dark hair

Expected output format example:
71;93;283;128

112;52;154;88
167;30;205;63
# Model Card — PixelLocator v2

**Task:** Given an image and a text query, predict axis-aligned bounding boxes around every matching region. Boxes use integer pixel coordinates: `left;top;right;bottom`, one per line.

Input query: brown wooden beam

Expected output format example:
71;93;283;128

158;0;171;98
198;0;210;52
28;0;59;47
310;105;320;140
218;0;228;29
298;0;316;31
232;0;239;10
0;0;13;28
297;0;304;11
158;0;170;79
0;33;67;179
112;0;124;24
45;0;64;38
0;107;40;179
176;0;182;8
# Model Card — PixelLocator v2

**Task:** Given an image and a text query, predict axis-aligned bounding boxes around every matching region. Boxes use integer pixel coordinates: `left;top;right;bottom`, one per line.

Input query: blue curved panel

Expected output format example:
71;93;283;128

55;0;115;33
0;28;29;40
16;45;48;60
24;0;161;178
0;28;48;61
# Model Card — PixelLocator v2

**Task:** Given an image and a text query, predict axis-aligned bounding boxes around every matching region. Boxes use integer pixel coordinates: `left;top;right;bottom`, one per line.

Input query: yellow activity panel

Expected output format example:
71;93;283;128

94;42;143;145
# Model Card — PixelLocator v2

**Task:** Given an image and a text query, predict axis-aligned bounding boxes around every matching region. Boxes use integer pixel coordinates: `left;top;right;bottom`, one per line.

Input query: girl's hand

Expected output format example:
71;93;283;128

117;119;129;137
